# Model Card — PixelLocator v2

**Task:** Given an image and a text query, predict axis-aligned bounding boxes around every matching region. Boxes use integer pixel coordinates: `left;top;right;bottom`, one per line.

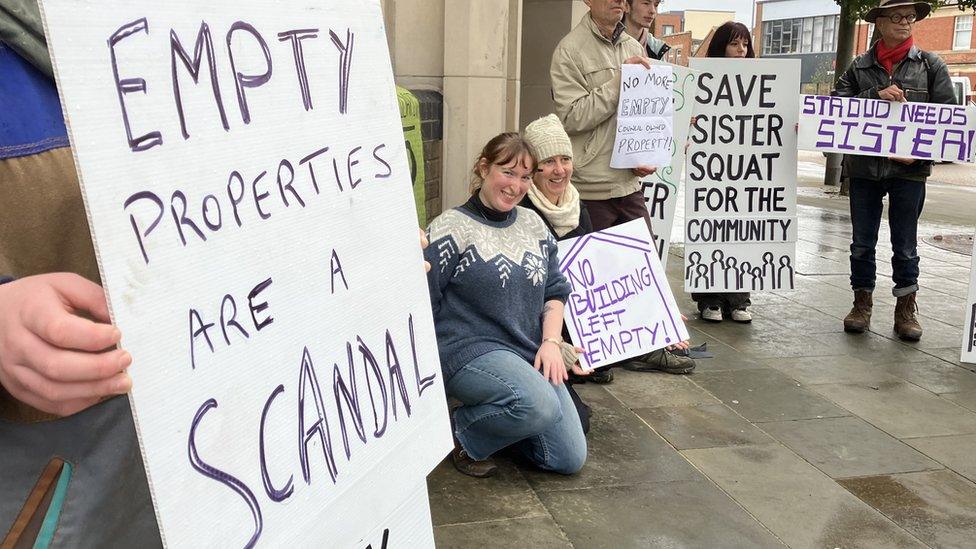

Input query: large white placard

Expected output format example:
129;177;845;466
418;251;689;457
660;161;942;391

38;1;452;546
798;95;976;163
558;219;689;370
641;61;700;268
610;64;674;169
963;234;976;364
684;59;800;293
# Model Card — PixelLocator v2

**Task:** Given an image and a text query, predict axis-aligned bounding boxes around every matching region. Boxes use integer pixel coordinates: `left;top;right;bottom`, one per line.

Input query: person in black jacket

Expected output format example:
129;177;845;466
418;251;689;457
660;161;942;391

521;115;695;378
834;0;955;341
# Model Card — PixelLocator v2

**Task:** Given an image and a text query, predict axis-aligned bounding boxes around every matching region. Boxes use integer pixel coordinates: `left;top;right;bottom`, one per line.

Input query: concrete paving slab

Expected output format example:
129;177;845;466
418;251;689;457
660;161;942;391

693;369;851;423
538;482;785;549
920;347;973;369
880;357;976;395
683;444;928;548
602;368;721;409
634;404;774;450
941;390;976;412
760;417;943;479
809;380;976;438
905;434;976;484
433;517;573;548
758;355;901;386
521;385;703;492
840;470;976;549
810;332;934;364
427;460;549;527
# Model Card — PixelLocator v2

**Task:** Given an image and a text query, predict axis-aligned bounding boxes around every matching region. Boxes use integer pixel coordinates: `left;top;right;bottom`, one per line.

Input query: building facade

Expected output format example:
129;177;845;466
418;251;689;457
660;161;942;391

855;4;976;101
753;0;841;93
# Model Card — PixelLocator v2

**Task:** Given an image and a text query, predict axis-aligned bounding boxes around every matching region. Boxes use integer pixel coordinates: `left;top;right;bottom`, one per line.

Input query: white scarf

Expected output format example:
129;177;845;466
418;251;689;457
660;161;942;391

526;183;581;238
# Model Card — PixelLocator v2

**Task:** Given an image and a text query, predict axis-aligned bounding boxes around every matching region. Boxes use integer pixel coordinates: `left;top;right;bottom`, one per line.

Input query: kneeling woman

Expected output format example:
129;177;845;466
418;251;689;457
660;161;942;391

425;133;587;478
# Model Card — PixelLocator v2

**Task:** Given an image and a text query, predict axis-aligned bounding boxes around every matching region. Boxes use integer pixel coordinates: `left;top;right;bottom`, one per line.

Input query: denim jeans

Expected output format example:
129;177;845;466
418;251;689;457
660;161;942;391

848;177;926;297
446;350;587;474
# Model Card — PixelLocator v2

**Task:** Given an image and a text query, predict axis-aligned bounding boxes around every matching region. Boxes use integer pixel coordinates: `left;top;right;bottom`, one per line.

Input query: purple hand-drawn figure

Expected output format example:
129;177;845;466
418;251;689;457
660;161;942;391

709;249;726;288
738;261;753;290
777;255;795;289
694;264;711;290
686;251;702;283
751;266;764;291
762;252;775;287
724;256;739;290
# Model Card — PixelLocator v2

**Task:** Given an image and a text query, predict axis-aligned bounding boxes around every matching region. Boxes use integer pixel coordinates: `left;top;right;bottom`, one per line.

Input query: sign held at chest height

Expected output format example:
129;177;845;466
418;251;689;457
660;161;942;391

962;233;976;365
611;64;675;169
38;0;452;546
557;219;688;370
684;59;800;293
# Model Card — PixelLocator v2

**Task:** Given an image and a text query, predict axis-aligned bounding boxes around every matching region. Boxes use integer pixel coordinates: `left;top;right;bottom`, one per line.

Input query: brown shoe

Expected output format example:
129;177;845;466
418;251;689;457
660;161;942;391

843;290;873;333
451;443;497;478
894;292;923;341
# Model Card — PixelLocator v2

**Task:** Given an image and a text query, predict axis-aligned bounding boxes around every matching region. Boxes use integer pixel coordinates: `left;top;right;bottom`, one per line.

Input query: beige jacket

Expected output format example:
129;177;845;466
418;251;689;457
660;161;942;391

550;14;643;201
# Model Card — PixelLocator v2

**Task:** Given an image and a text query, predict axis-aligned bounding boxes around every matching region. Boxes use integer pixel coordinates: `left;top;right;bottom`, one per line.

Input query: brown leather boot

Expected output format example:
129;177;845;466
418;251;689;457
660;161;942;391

894;292;923;341
451;441;497;478
843;290;873;333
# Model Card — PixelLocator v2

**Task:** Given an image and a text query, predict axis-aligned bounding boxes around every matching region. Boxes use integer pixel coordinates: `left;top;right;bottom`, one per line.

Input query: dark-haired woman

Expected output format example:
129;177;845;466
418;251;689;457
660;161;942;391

425;133;587;478
693;21;756;323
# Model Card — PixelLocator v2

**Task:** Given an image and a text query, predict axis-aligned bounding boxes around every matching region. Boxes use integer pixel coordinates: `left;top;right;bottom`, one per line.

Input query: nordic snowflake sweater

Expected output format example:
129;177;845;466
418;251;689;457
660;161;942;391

425;197;572;378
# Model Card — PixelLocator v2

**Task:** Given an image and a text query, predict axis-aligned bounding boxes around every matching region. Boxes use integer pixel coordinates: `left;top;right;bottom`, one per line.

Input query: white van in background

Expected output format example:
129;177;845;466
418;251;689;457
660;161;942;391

949;76;974;107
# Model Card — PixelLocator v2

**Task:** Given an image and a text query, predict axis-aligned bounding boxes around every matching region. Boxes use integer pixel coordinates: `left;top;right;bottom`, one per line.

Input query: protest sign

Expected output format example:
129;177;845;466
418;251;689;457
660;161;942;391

611;64;674;169
685;59;800;293
557;218;689;370
963;234;976;364
798;95;976;163
641;60;700;268
38;0;452;546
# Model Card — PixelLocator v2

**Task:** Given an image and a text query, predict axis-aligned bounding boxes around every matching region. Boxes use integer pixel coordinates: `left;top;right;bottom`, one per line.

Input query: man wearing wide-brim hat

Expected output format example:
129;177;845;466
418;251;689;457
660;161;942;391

834;0;955;342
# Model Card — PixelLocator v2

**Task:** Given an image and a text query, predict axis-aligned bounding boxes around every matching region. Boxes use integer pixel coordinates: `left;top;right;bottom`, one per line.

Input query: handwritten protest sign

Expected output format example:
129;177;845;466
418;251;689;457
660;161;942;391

798;95;976;163
611;64;674;169
38;0;452;546
963;234;976;364
685;59;800;293
641;61;700;268
558;219;689;370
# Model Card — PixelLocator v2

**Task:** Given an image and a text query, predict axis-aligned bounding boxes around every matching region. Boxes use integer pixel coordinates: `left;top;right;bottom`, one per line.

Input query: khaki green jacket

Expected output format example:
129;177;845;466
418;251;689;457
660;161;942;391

550;14;643;201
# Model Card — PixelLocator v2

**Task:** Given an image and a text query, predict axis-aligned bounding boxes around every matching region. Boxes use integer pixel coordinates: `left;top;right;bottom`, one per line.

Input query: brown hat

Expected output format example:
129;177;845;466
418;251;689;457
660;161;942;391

864;0;931;23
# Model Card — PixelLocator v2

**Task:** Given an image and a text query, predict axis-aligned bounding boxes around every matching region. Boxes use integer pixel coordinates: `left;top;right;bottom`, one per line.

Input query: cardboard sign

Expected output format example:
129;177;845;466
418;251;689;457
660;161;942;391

963;234;976;364
641;60;700;268
799;95;976;163
558;219;689;370
685;59;800;293
38;0;452;546
611;64;674;169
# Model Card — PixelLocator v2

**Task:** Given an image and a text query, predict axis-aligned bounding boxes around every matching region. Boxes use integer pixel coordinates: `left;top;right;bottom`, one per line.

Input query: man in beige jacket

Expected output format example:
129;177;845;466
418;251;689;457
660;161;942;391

550;0;655;232
549;0;695;376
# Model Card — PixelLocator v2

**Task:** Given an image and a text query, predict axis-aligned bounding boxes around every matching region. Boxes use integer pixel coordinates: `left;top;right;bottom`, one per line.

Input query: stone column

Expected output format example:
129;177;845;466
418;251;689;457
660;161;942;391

442;0;523;209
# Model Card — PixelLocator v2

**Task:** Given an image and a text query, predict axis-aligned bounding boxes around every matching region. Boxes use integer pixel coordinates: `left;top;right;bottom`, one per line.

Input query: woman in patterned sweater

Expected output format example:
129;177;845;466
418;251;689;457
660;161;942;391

425;133;588;478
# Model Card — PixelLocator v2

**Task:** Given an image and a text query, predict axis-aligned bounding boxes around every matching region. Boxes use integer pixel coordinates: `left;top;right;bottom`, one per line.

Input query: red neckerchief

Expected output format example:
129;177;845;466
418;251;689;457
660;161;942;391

876;36;914;75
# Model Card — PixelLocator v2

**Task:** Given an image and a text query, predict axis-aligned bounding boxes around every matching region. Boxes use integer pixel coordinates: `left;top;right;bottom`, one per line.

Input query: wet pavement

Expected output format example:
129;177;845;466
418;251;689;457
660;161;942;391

427;190;976;547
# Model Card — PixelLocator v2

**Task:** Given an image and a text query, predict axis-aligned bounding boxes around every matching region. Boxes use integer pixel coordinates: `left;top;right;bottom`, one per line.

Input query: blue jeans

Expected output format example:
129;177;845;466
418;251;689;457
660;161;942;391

849;177;926;297
446;350;587;474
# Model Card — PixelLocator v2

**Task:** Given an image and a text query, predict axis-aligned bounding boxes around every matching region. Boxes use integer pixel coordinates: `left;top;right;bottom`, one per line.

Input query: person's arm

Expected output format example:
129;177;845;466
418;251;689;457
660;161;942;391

424;218;460;316
834;61;880;99
550;44;650;135
927;55;956;105
0;273;132;417
535;300;567;385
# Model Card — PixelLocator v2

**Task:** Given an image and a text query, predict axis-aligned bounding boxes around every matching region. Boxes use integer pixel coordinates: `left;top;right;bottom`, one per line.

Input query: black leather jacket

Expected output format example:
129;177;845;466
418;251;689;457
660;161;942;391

834;45;955;181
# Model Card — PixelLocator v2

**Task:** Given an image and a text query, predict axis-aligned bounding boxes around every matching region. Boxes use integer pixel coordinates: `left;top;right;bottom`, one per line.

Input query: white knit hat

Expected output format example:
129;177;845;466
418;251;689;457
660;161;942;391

524;114;573;163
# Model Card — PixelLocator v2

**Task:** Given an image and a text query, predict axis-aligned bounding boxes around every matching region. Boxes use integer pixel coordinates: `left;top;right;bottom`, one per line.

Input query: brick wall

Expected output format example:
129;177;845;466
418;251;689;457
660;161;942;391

655;13;683;36
663;32;693;66
413;90;444;221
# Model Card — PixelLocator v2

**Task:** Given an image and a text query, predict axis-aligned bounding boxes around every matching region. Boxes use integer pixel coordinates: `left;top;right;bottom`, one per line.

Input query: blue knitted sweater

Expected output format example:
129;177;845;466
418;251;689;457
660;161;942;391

425;202;571;378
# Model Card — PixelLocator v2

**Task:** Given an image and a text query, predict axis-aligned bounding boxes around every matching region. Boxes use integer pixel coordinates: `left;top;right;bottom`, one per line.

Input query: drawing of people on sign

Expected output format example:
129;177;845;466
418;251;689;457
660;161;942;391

558;219;689;370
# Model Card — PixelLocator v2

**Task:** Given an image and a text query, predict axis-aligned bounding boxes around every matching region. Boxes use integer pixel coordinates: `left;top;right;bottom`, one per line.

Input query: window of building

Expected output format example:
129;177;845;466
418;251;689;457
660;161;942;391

955;15;973;51
763;15;840;55
663;24;675;35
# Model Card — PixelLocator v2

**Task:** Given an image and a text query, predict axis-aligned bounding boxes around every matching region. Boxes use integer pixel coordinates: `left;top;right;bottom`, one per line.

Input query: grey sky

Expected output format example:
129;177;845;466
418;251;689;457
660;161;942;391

659;0;756;26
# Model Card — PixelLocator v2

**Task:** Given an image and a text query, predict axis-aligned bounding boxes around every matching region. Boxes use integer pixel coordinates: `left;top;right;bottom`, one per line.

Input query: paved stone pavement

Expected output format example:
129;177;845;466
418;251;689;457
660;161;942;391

427;200;976;548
